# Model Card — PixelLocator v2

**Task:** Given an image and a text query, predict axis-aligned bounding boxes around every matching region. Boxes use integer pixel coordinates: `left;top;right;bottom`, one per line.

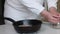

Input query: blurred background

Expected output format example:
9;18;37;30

57;0;60;12
0;0;5;25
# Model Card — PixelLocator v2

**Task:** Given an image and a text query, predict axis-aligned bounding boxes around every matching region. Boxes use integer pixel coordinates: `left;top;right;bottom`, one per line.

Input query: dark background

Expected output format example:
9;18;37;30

0;0;5;25
57;0;60;12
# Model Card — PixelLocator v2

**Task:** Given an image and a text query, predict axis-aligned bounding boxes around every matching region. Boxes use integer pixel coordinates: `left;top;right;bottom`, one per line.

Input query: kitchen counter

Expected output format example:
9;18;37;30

0;22;60;34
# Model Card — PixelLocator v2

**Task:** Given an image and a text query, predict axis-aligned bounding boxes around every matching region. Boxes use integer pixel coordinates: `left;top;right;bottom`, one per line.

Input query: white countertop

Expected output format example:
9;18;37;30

0;22;60;34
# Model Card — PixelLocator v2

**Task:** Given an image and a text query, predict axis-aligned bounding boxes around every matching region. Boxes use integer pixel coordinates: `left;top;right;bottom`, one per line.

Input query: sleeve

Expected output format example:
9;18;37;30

19;0;45;15
47;0;58;9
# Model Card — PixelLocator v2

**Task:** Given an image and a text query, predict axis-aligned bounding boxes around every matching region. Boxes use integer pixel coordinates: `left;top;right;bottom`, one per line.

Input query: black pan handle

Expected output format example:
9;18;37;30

4;17;15;23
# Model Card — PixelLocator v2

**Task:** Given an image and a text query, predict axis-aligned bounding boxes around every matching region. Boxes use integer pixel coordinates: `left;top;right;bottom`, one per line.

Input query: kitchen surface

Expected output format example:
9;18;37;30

0;21;60;34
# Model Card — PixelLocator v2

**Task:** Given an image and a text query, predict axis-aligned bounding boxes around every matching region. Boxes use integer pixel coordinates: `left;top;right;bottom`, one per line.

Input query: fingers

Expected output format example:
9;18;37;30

48;17;59;24
50;18;59;24
58;14;60;22
58;14;60;18
53;14;60;18
47;14;59;24
53;14;60;21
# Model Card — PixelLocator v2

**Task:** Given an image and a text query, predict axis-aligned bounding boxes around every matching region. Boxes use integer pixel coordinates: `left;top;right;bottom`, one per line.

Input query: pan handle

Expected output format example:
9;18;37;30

4;17;15;23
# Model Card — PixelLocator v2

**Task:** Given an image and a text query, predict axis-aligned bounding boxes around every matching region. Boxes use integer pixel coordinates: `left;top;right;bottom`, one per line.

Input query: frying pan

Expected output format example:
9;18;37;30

4;17;42;33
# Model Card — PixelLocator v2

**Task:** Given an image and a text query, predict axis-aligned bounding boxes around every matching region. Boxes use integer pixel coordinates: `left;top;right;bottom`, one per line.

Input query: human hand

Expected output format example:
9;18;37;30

49;7;60;22
41;9;59;24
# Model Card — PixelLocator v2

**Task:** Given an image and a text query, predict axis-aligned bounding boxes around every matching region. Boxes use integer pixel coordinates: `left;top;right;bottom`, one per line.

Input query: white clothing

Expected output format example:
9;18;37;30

4;0;58;21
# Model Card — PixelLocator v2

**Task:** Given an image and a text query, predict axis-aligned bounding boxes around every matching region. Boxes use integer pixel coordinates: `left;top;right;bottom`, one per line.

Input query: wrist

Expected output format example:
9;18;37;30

49;7;58;15
40;9;50;18
49;7;57;12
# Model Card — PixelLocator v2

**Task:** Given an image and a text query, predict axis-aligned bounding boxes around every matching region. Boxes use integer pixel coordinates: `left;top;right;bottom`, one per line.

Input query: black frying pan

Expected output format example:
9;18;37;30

4;17;42;33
